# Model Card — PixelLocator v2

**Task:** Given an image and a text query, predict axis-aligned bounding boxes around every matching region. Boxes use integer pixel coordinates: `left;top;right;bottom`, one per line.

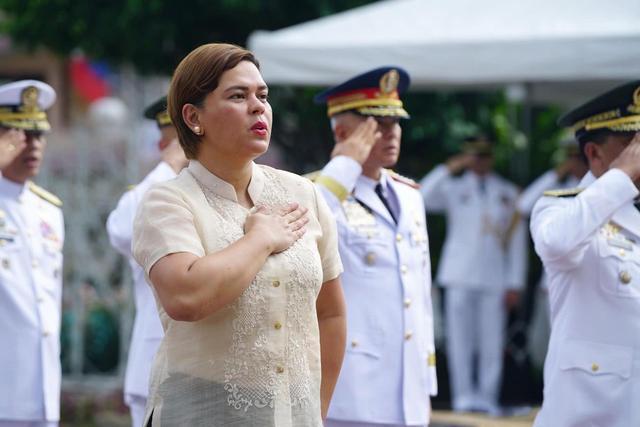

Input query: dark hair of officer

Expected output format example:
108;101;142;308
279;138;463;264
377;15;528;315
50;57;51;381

167;43;260;159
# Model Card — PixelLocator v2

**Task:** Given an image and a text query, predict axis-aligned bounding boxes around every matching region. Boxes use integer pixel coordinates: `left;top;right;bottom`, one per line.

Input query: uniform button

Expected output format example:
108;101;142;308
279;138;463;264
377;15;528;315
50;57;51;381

619;249;626;257
351;340;359;348
26;230;33;237
404;298;412;308
36;295;44;303
32;259;39;269
274;321;282;330
2;259;10;269
620;271;632;284
591;363;599;372
276;366;285;374
396;233;403;242
404;331;413;340
365;252;376;266
42;330;50;337
427;352;437;367
401;265;408;274
272;280;280;288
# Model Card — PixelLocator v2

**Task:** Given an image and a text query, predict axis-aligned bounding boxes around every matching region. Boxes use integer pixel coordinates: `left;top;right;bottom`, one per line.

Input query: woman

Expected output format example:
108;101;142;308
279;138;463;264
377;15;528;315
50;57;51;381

132;43;346;426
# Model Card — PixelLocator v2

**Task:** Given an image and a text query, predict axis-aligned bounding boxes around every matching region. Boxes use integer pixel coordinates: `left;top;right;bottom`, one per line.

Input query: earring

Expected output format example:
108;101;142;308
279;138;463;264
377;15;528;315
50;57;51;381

193;126;201;135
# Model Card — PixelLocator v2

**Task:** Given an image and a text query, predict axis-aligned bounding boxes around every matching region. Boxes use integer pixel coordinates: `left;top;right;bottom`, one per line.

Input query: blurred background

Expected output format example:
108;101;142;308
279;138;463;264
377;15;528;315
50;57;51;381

1;0;638;425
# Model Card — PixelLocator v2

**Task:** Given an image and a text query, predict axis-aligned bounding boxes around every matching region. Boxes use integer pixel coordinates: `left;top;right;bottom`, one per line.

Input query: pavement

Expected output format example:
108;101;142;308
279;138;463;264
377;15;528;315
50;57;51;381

431;407;538;427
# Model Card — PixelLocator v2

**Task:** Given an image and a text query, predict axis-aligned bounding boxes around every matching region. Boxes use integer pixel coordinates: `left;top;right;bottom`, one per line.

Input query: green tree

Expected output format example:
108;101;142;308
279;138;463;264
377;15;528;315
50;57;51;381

0;0;376;73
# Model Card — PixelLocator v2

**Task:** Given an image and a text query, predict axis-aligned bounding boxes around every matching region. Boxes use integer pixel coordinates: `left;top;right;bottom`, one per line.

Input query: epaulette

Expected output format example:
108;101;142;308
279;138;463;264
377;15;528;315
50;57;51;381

543;187;583;198
302;170;321;182
386;169;420;189
28;182;63;207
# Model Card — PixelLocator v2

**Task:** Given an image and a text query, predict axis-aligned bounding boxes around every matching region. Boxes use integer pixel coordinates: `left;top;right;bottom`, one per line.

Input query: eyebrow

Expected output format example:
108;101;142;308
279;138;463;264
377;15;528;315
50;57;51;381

224;84;268;93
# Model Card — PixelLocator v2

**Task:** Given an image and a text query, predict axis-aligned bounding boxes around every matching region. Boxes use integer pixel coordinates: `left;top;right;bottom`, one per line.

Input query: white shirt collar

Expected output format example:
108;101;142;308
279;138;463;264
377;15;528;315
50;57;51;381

0;177;28;200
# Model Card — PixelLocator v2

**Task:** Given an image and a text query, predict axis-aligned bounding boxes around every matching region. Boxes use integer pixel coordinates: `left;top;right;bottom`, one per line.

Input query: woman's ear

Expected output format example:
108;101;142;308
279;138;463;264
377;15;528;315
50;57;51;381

182;103;200;131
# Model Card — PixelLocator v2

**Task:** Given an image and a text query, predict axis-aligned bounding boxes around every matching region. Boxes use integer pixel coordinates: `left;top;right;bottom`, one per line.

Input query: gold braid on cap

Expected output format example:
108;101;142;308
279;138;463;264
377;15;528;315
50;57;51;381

573;86;640;133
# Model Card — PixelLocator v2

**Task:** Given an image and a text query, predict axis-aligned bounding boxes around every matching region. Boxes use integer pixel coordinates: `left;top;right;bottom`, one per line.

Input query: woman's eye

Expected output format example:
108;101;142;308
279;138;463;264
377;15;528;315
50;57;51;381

230;93;245;100
258;93;269;102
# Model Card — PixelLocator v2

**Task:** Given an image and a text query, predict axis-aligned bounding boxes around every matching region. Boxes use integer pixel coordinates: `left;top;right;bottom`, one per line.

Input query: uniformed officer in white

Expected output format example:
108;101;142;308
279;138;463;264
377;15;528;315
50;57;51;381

0;80;64;427
532;81;640;427
106;96;187;427
313;67;437;427
419;137;527;414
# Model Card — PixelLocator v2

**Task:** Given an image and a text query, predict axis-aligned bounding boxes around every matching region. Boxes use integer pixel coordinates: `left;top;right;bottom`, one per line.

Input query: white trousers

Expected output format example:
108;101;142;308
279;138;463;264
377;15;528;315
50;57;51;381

445;288;505;411
325;420;426;427
0;422;57;427
126;395;147;427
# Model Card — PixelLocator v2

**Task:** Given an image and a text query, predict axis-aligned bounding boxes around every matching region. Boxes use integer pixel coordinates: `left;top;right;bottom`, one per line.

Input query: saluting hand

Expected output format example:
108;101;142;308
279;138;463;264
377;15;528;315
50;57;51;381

446;153;474;174
330;117;380;165
610;132;640;183
0;128;27;169
244;202;309;254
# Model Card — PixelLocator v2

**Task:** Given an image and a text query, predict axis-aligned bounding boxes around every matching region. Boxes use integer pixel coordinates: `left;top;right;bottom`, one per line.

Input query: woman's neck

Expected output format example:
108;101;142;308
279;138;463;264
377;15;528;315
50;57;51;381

198;153;254;208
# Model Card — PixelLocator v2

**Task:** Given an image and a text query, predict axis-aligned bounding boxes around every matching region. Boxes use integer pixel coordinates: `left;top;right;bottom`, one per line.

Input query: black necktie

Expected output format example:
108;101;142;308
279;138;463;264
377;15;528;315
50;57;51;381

375;183;397;224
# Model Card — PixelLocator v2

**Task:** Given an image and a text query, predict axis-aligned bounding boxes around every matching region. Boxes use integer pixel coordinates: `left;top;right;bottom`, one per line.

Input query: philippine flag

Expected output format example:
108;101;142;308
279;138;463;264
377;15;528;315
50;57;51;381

69;54;111;103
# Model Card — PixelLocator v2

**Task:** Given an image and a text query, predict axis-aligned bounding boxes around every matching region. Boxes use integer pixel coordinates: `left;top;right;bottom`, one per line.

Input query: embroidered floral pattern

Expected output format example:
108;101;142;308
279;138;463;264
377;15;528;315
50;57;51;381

195;168;323;413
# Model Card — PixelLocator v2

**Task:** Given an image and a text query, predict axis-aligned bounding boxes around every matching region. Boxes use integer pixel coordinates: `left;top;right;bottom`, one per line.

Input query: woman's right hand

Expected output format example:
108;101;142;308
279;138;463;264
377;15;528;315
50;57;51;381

244;202;309;254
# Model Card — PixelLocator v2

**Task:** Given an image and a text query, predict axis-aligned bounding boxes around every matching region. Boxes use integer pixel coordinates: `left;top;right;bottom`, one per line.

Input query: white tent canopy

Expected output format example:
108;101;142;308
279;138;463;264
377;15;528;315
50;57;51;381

248;0;640;105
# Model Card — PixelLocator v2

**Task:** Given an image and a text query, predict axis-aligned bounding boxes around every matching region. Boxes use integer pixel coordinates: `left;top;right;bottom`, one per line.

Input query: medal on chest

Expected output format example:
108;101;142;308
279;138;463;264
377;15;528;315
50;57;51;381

342;198;379;237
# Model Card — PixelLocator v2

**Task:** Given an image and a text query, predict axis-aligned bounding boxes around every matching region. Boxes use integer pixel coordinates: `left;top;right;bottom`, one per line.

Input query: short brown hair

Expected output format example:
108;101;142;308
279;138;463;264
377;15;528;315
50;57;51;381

167;43;260;159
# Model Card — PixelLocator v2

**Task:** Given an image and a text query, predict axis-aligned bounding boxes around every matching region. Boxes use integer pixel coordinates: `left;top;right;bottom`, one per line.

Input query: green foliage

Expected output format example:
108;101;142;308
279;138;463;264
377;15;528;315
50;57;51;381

0;0;376;73
83;305;120;373
268;87;564;183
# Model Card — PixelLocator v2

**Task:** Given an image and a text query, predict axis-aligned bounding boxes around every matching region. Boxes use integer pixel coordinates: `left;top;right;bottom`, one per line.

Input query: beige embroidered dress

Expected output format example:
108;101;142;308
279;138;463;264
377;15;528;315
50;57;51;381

132;161;342;427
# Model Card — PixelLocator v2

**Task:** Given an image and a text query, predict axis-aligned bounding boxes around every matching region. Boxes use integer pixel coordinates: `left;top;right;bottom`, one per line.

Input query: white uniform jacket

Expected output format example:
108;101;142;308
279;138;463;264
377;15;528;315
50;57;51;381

531;169;640;427
106;162;175;401
0;178;64;422
316;156;437;426
420;165;527;290
517;169;581;217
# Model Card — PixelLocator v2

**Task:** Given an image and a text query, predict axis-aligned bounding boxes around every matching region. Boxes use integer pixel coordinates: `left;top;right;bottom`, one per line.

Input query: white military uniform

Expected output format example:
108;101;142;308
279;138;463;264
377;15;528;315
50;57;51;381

317;156;437;427
419;164;527;412
0;179;64;427
106;162;175;427
531;169;640;427
517;169;583;368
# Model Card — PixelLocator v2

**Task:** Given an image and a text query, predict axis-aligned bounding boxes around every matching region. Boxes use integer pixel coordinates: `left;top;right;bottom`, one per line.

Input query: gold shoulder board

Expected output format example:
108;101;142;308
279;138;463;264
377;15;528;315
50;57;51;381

28;182;63;207
386;169;420;189
543;187;583;198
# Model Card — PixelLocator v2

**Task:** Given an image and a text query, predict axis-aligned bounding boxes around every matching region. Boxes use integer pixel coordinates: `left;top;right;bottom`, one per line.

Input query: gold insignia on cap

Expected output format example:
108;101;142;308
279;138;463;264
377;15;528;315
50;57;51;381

379;70;399;95
156;111;172;127
20;86;40;113
628;86;640;114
